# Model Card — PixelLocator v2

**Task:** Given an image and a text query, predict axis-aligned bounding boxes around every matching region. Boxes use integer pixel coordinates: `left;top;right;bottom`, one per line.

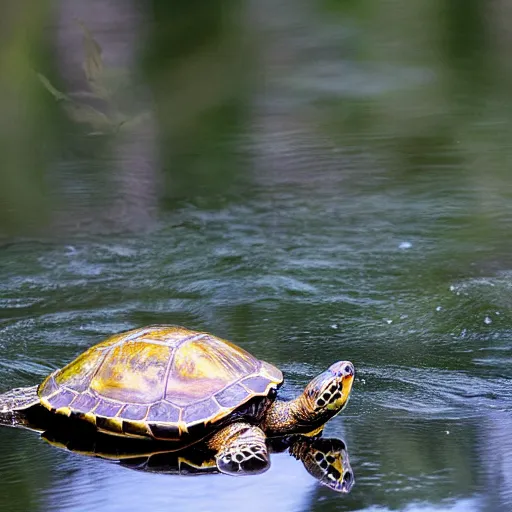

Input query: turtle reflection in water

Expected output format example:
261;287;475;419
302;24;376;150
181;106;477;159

8;408;353;493
0;405;354;493
0;325;354;485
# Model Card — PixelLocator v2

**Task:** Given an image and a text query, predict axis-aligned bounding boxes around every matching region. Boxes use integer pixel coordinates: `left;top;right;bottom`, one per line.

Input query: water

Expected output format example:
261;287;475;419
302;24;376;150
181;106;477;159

1;178;511;511
1;1;512;511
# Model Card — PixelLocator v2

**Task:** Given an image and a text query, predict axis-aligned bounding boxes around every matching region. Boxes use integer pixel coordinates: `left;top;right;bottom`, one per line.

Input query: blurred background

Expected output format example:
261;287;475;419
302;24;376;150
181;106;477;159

0;1;512;511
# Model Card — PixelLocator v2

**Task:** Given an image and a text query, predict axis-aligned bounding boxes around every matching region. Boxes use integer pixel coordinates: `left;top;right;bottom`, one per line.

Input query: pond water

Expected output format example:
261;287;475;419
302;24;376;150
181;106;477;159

1;1;512;511
1;170;511;511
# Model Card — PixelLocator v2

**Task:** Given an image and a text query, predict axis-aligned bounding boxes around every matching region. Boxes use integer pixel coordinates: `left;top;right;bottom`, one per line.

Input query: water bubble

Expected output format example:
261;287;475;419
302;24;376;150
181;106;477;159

398;241;412;249
436;306;442;312
484;316;492;325
385;319;393;324
330;323;338;329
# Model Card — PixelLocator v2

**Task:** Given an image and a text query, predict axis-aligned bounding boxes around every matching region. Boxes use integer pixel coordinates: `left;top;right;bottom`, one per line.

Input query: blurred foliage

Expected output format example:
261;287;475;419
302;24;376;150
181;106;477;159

0;0;54;235
0;0;254;236
145;0;253;200
38;21;148;136
2;0;512;234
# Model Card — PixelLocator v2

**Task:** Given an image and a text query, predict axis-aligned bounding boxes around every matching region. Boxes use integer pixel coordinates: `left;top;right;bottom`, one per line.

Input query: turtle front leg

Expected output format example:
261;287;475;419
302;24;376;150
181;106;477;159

207;423;269;476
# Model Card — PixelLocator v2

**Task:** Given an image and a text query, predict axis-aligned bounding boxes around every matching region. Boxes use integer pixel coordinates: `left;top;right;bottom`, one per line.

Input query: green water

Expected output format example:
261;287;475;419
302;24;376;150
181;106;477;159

1;1;512;511
1;172;511;511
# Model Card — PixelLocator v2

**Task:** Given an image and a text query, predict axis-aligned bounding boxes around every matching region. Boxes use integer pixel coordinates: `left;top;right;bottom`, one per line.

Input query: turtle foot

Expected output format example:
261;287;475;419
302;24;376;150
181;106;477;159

217;441;269;475
209;423;270;476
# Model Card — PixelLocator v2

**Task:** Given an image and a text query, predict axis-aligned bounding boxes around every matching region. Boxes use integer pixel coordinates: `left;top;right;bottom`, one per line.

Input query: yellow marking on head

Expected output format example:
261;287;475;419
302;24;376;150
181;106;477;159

326;374;354;411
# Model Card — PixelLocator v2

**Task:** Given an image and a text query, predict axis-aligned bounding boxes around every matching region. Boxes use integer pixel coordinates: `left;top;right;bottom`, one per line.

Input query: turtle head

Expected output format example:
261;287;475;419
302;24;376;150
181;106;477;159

303;361;354;420
260;361;354;436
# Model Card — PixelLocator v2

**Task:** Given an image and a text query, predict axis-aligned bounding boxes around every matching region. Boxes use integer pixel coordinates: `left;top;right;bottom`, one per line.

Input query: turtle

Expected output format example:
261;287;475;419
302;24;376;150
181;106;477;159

0;325;354;477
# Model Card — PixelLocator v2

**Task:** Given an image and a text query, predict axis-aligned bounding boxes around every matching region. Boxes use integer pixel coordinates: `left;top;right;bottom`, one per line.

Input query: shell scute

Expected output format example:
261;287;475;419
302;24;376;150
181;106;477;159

146;400;180;423
90;341;170;404
36;326;283;441
47;389;76;410
165;334;258;407
149;422;180;440
143;326;201;346
97;416;123;434
120;404;149;421
242;375;276;394
70;392;97;413
94;399;123;418
183;398;221;424
38;375;59;396
215;383;251;408
53;347;106;393
122;420;149;437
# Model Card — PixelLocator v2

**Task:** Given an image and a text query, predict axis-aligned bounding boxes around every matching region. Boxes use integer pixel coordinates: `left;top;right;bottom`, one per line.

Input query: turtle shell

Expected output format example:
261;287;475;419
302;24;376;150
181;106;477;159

38;326;283;443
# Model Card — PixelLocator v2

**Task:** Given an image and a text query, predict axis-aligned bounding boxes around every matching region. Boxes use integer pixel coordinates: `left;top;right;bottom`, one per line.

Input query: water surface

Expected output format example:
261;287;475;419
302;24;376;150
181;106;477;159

1;1;512;511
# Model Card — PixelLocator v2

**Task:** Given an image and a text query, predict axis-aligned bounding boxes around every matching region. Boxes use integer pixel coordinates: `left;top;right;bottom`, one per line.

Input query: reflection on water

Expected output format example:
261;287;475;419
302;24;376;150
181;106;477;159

0;426;347;512
1;0;512;511
0;405;354;495
1;222;511;510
